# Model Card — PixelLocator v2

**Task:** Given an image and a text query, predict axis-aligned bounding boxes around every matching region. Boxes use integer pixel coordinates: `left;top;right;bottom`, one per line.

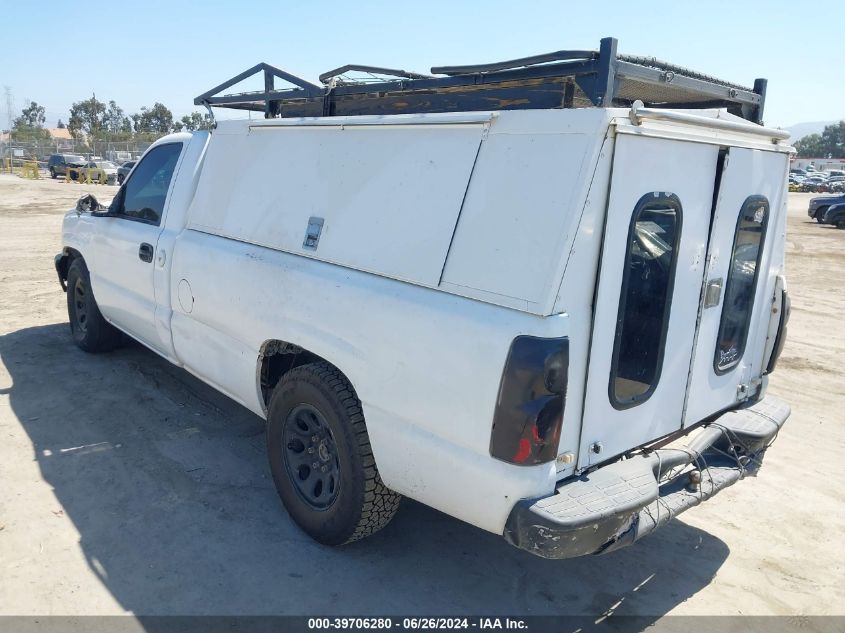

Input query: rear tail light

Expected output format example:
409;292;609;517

490;336;568;466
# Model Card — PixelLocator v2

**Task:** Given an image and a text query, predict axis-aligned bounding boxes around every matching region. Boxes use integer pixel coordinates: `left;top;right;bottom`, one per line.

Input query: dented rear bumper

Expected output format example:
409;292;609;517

503;395;790;559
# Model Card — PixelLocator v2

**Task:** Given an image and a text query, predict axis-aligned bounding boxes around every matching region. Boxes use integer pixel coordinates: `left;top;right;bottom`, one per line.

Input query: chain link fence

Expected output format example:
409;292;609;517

1;137;154;172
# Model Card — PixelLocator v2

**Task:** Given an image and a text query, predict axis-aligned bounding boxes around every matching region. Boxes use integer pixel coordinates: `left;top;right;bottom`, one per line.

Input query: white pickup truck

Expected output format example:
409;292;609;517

55;40;792;558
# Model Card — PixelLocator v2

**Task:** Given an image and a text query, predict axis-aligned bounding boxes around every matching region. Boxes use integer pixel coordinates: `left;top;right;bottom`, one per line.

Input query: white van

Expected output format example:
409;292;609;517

55;39;791;558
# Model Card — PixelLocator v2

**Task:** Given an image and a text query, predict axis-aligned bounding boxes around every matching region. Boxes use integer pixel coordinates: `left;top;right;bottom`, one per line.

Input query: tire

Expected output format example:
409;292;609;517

117;174;124;185
66;258;121;353
50;167;56;179
816;207;829;223
266;362;401;545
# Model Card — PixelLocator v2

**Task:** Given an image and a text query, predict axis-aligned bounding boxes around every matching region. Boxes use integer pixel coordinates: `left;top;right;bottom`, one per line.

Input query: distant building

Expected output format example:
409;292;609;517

46;128;73;141
791;157;845;172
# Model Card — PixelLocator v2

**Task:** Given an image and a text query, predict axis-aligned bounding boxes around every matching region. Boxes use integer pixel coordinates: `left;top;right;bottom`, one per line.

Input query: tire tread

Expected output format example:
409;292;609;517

66;258;122;353
274;362;400;544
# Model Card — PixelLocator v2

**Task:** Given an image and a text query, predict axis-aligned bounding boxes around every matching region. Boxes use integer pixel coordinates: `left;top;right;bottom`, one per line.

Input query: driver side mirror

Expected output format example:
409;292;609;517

76;194;103;214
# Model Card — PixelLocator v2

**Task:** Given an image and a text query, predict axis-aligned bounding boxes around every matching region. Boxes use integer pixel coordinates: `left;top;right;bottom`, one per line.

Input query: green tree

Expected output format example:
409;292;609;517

179;111;214;131
795;134;825;158
14;101;46;128
819;121;845;158
103;100;132;135
68;96;107;140
795;121;845;158
12;101;50;141
131;102;174;135
57;119;66;128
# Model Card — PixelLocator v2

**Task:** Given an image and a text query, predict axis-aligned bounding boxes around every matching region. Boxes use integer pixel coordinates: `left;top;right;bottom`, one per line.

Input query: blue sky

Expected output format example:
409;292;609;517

3;0;842;129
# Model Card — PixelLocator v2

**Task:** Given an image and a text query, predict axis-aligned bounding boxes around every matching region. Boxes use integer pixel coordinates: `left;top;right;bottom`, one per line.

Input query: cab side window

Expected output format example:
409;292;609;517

112;143;182;225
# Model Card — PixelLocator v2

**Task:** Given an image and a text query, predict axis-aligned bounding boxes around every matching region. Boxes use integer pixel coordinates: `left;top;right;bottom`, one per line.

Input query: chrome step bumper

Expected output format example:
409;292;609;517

503;395;790;559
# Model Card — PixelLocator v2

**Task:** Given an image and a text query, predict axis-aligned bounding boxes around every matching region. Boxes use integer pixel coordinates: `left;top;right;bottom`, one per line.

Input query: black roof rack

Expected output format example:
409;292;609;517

195;37;767;124
318;65;435;84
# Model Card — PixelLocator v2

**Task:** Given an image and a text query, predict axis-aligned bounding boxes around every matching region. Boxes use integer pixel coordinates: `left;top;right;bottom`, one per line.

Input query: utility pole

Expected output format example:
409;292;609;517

4;86;14;172
3;86;13;133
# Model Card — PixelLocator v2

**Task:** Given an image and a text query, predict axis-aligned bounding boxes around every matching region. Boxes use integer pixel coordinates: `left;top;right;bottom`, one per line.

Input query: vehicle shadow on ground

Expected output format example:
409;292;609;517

1;323;729;618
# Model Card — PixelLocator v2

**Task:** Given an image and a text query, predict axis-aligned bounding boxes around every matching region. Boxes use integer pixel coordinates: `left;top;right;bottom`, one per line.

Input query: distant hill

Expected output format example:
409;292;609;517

785;120;842;142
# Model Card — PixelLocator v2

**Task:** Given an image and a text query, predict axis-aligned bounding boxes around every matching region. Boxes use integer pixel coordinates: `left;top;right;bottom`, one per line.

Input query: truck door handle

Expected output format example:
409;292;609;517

139;243;154;263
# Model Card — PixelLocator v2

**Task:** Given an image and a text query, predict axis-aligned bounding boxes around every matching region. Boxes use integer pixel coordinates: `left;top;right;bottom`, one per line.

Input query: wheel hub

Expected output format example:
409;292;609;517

73;278;88;333
317;442;330;462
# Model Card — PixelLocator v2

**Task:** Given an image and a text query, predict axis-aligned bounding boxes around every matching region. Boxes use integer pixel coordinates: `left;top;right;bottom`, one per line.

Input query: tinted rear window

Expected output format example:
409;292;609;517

609;193;682;409
715;196;769;373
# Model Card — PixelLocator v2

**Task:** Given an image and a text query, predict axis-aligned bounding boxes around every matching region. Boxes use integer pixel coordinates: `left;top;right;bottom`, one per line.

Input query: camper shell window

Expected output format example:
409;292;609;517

715;195;769;373
610;193;682;409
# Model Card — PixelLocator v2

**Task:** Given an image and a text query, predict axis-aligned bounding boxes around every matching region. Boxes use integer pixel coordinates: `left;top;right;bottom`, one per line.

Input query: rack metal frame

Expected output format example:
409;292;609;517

194;37;767;124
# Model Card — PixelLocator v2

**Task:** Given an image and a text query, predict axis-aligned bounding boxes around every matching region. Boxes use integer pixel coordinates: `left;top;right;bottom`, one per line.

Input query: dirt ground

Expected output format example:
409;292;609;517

0;173;842;618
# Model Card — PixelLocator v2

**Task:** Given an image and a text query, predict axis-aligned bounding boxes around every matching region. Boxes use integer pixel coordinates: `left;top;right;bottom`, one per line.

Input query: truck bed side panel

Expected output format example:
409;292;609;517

169;229;572;533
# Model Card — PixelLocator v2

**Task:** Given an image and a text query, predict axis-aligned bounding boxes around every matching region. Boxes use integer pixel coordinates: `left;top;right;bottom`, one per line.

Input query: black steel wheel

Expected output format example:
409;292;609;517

72;276;89;334
283;404;341;509
266;362;401;545
66;258;121;353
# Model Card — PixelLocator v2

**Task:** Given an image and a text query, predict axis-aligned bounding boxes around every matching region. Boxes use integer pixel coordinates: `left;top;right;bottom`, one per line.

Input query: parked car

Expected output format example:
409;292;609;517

47;153;86;179
800;176;830;193
80;160;118;185
822;203;845;227
807;193;845;222
53;43;791;559
116;160;136;185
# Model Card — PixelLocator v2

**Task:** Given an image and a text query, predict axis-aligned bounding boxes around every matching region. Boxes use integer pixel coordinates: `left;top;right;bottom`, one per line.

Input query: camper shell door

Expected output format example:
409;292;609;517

577;116;790;467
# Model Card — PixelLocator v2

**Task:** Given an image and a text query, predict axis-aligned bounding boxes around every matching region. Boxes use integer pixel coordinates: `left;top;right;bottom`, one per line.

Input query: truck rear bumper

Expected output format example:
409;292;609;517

503;395;790;559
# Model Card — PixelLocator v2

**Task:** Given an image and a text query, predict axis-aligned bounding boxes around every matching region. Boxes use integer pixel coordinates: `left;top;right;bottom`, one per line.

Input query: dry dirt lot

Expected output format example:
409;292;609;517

0;174;842;618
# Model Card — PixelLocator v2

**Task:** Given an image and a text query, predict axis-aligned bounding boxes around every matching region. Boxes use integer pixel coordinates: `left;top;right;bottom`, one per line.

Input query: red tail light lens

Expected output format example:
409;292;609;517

490;336;568;466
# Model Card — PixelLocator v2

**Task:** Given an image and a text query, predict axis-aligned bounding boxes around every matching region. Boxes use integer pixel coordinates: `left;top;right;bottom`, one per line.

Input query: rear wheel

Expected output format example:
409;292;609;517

66;258;121;352
49;167;57;179
266;362;400;545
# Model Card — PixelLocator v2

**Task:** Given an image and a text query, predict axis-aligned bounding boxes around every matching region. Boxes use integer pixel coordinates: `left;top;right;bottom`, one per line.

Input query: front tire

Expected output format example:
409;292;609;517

50;167;57;179
816;207;829;223
66;258;121;353
266;362;401;545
